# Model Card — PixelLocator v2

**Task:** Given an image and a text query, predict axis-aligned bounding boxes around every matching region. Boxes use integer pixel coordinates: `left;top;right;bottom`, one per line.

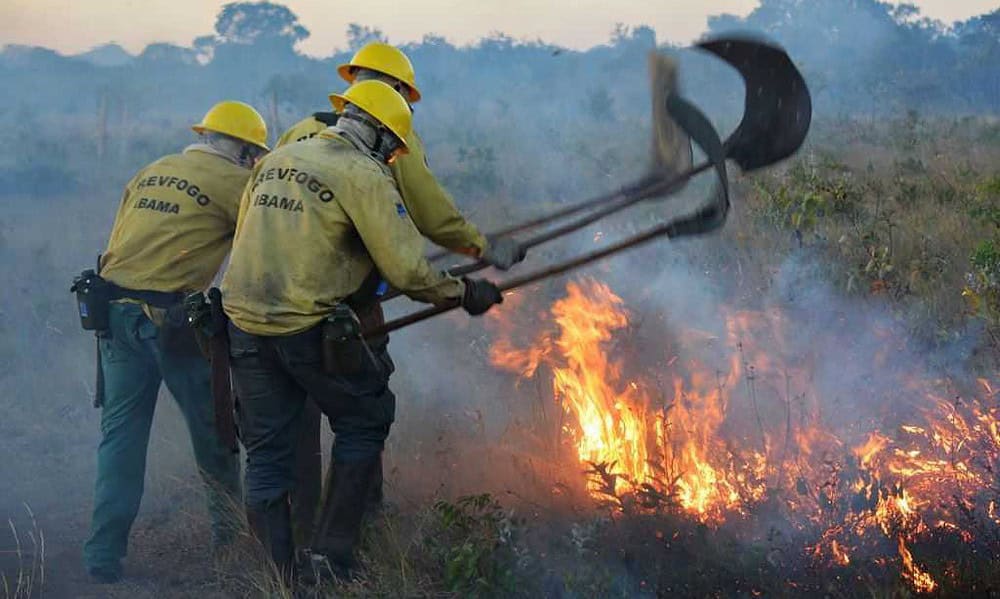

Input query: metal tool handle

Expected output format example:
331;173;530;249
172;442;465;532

425;174;660;263
380;91;729;302
364;189;723;339
378;165;702;303
371;34;814;323
451;162;709;278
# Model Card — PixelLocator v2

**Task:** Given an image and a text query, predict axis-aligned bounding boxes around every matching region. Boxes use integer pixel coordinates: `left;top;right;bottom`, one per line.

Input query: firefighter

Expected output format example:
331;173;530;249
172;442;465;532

277;41;525;545
220;80;504;579
82;101;269;583
275;42;520;269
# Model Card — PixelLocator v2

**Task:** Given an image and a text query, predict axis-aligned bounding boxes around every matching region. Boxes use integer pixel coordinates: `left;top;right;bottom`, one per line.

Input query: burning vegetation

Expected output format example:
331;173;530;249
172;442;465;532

490;278;999;595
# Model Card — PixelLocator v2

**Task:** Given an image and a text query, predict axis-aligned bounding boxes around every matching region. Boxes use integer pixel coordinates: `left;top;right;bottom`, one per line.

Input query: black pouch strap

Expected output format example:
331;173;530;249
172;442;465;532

94;337;105;408
312;111;339;126
207;287;229;337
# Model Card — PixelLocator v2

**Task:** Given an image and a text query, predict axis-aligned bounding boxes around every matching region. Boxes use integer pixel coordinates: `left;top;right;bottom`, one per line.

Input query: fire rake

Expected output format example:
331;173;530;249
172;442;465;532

368;34;812;338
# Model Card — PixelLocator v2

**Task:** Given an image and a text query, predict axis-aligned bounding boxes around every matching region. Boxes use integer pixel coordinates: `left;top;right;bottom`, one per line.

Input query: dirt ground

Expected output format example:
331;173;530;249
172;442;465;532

1;392;246;599
1;503;233;598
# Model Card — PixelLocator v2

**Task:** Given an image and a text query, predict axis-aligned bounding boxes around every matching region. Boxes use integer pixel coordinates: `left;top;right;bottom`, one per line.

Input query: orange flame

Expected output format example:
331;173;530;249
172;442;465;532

492;279;766;522
898;536;937;593
831;540;851;566
855;432;890;469
491;281;661;496
489;277;999;590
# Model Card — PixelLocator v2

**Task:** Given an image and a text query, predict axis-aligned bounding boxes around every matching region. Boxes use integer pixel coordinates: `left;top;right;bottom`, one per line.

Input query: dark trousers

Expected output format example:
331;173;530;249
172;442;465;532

227;322;395;511
290;302;389;544
291;398;323;545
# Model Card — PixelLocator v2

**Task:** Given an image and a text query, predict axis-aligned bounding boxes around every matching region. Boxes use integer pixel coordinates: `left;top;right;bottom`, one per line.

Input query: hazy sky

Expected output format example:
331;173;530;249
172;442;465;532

2;0;996;56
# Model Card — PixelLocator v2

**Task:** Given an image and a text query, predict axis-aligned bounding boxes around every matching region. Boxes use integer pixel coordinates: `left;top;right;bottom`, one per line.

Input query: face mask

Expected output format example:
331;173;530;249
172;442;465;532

238;144;266;169
378;132;404;165
203;133;263;168
369;125;405;165
339;109;402;165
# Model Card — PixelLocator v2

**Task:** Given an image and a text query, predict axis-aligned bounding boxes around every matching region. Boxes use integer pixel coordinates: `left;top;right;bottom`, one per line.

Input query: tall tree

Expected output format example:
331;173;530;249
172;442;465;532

214;1;309;47
201;2;312;98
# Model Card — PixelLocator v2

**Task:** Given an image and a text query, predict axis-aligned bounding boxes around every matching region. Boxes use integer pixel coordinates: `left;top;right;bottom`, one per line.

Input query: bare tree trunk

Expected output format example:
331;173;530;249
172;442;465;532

119;100;130;160
269;87;281;143
96;90;108;161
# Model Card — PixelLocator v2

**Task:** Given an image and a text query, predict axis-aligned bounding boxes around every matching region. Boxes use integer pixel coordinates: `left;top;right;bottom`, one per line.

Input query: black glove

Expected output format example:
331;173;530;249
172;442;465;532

481;236;526;271
461;277;503;316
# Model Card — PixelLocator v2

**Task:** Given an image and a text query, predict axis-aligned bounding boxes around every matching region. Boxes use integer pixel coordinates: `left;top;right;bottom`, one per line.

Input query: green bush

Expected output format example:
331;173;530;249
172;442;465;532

969;176;1000;229
965;239;1000;332
425;494;522;596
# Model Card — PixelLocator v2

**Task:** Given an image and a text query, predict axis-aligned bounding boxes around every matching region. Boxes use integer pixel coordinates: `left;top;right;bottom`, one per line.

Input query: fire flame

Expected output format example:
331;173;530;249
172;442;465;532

489;277;998;593
547;282;653;494
898;536;937;593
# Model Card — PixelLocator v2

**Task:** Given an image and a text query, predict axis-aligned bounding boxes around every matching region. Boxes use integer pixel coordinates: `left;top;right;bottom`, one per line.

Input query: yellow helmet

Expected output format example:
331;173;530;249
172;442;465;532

330;80;412;154
191;101;269;151
337;42;422;103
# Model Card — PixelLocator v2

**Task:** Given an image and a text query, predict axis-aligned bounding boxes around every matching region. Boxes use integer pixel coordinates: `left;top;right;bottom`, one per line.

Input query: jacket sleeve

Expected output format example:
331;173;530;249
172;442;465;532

391;130;488;256
339;167;465;306
215;167;252;226
233;162;262;227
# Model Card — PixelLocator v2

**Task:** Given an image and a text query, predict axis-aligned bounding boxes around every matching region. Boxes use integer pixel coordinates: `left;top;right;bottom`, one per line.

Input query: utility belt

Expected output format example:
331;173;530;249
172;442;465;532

71;267;201;409
71;269;186;332
72;270;199;357
185;286;385;448
185;282;386;446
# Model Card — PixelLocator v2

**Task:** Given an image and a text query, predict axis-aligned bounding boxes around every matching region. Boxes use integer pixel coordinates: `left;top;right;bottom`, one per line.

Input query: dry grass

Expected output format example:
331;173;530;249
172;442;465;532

704;116;1000;369
1;506;44;599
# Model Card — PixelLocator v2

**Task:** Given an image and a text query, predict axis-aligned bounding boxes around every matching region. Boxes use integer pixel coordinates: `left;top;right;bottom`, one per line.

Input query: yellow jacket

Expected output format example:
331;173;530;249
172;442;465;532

277;115;487;256
99;146;249;294
221;130;464;336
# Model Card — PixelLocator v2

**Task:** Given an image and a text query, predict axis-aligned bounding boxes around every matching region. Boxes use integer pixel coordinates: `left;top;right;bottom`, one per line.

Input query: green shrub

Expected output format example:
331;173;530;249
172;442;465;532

425;494;522;596
965;239;1000;332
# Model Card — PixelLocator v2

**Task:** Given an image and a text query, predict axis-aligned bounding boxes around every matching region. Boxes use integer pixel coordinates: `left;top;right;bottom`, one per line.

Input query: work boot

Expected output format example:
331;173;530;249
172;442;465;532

311;457;380;580
246;496;295;583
